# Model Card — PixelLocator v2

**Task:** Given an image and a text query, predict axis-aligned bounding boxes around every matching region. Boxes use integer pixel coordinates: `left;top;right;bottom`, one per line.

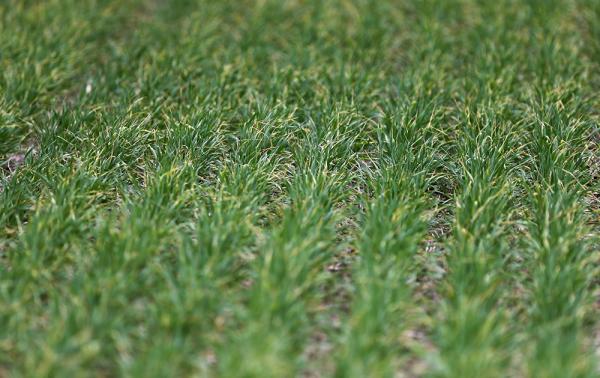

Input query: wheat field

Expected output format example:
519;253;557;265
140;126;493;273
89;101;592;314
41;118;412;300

1;1;599;376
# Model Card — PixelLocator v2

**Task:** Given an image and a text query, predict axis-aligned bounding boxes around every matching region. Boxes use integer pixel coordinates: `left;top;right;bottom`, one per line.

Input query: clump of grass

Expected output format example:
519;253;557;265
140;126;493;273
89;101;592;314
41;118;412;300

435;108;522;376
334;93;444;376
522;94;597;377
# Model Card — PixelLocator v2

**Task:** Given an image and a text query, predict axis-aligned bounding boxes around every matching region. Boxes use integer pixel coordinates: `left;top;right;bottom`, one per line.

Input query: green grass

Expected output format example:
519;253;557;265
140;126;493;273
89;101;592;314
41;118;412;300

1;0;599;376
